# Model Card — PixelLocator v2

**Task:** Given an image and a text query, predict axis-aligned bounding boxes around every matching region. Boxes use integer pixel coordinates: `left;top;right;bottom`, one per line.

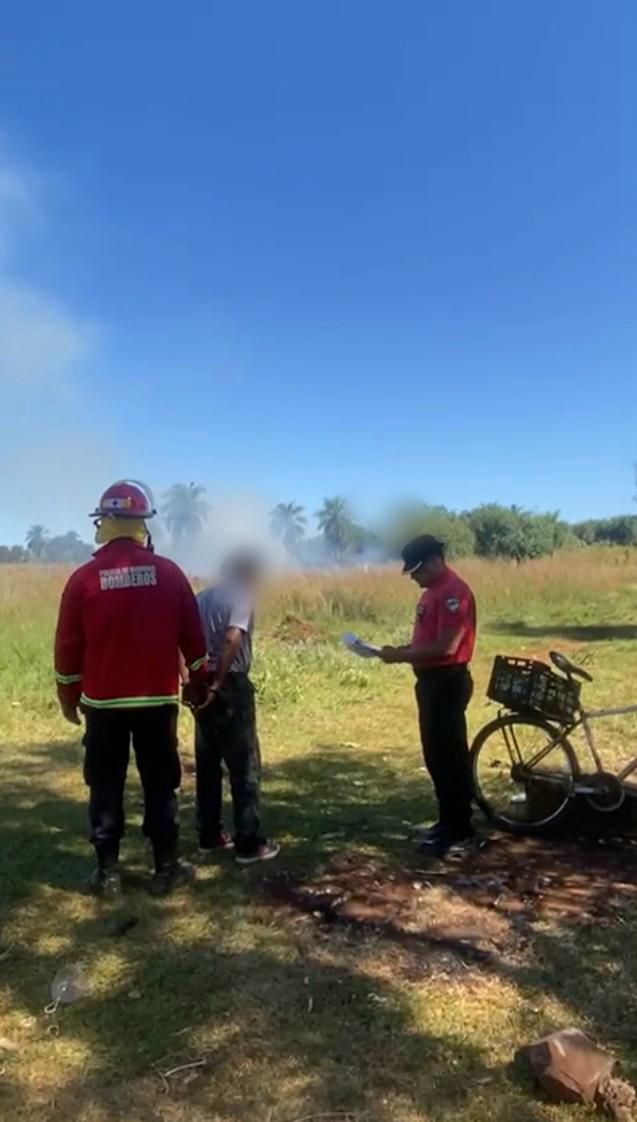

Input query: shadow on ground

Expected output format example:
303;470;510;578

1;739;637;1121
263;742;435;868
0;740;91;911
0;937;512;1122
488;621;637;643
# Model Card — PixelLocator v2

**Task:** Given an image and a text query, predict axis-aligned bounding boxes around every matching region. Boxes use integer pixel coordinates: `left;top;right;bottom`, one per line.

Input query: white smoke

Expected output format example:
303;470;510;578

0;147;106;540
0;148;379;566
0;285;93;389
0;153;94;391
154;491;287;579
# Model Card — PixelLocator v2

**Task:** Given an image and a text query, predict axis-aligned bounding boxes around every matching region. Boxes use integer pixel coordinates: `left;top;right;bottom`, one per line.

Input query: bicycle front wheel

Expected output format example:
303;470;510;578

471;713;578;834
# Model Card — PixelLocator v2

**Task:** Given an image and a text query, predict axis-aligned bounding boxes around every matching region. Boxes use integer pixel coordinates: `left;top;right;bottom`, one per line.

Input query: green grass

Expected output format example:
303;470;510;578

1;554;637;1122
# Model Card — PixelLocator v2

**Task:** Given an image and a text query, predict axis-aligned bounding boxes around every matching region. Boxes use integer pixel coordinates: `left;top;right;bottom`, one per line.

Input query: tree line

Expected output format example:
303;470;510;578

1;528;94;566
271;499;637;563
4;483;635;565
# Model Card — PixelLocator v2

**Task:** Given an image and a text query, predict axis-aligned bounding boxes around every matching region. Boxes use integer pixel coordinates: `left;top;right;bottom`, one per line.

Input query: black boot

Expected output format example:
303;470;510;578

150;844;195;897
88;846;122;897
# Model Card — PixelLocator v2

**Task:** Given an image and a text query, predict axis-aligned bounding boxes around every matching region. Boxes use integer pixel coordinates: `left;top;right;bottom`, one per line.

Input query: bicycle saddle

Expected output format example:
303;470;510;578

550;650;593;682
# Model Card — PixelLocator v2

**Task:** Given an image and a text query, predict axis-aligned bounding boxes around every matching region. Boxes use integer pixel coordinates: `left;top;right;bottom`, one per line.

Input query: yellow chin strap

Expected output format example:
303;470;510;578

95;518;148;546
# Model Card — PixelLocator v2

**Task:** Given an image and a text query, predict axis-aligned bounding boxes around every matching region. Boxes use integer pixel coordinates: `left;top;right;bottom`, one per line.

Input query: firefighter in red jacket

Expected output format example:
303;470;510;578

379;535;477;857
54;480;209;896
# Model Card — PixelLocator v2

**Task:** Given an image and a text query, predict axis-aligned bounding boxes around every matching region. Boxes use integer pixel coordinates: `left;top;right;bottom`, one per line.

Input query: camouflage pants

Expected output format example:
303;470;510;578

194;674;263;856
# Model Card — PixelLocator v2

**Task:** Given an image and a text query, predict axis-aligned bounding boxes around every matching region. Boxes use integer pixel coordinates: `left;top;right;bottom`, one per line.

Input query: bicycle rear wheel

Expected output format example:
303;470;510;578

471;713;578;834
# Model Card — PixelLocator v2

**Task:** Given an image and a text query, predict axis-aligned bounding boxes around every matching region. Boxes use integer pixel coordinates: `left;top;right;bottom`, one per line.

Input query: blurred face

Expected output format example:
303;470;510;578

409;555;444;588
232;560;262;588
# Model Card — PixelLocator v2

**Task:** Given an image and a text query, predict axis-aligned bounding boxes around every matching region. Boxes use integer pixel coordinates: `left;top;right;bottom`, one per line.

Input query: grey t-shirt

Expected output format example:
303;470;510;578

196;580;254;675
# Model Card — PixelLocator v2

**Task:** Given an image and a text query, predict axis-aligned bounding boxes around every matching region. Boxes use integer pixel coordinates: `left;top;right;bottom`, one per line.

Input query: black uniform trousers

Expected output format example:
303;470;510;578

194;674;263;857
83;705;181;868
415;665;474;836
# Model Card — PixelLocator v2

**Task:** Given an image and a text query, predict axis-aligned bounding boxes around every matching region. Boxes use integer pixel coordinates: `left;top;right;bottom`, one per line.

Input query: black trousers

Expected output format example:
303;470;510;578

83;705;181;868
415;665;474;835
194;674;263;857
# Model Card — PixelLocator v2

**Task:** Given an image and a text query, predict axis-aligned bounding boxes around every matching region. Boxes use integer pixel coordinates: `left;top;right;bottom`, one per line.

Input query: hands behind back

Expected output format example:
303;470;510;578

182;676;219;712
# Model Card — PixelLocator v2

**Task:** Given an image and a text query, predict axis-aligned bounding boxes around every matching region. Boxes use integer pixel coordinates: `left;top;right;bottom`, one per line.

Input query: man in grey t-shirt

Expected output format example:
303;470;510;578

193;551;279;865
197;577;254;676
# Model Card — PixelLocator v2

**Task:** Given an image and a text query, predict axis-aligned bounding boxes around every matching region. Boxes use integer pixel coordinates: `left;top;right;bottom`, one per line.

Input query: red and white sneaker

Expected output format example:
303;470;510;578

199;831;235;854
235;841;281;866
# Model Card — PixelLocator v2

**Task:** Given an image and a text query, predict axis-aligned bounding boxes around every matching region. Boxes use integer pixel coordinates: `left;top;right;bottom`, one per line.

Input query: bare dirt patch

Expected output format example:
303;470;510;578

446;833;637;923
272;613;322;643
263;835;637;973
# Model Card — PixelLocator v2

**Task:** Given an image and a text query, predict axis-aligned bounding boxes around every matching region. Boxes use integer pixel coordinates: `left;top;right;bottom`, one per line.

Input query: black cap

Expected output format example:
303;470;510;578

401;534;445;574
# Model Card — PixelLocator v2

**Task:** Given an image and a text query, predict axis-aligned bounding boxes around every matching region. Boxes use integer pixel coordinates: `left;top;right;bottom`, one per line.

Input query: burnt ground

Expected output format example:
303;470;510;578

262;832;637;977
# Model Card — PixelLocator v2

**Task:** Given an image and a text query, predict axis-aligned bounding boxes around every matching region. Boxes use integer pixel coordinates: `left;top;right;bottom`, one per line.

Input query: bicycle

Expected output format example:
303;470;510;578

471;650;637;833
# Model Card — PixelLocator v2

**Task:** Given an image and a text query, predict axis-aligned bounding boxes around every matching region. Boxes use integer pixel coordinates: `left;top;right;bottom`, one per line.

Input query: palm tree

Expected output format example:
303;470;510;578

25;524;49;559
43;531;91;564
270;502;307;553
316;496;353;560
162;483;209;541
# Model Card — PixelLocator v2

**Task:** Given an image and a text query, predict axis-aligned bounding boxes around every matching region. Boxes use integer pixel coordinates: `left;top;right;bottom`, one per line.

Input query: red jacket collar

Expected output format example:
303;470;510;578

93;539;152;560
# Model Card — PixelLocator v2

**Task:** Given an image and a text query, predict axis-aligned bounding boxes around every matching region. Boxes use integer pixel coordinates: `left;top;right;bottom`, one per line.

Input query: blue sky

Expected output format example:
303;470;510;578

1;0;635;541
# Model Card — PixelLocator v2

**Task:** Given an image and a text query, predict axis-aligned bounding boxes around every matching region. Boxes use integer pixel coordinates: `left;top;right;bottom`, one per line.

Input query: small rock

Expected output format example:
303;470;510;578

107;913;140;938
485;877;505;892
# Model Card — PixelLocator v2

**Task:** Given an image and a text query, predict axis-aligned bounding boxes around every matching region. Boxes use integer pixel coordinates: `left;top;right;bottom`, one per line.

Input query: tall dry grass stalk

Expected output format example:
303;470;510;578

1;548;635;630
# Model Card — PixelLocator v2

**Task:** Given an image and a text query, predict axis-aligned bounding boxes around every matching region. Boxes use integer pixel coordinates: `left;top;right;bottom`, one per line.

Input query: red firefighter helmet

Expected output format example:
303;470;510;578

90;480;157;520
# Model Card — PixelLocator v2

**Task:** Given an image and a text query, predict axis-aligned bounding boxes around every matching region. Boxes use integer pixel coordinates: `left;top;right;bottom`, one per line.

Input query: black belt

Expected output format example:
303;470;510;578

415;663;470;679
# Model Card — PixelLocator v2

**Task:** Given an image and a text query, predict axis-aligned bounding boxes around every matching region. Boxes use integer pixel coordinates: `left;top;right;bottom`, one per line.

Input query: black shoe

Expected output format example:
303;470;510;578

412;821;446;843
418;828;474;858
88;865;123;898
445;833;476;859
150;860;195;897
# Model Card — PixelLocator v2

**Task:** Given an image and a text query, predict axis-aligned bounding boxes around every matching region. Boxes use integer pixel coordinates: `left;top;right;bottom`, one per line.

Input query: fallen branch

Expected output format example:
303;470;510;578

162;1058;207;1079
152;1065;170;1094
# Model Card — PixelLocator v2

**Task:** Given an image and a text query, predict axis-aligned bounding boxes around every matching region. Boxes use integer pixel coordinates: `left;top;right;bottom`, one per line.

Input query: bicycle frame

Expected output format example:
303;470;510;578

504;699;637;787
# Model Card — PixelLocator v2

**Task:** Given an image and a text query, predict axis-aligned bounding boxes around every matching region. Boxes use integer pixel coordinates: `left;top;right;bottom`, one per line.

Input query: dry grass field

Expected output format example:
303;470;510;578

1;550;636;1122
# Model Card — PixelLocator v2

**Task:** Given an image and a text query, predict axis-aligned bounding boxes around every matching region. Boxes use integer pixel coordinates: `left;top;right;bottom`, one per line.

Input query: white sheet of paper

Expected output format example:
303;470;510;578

342;632;381;659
